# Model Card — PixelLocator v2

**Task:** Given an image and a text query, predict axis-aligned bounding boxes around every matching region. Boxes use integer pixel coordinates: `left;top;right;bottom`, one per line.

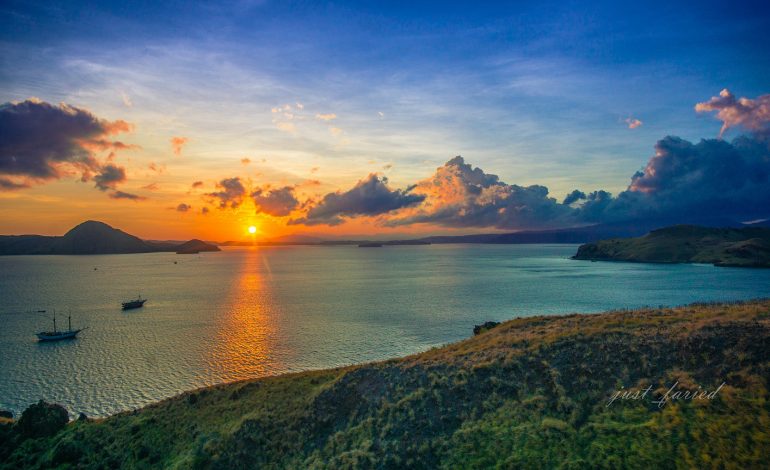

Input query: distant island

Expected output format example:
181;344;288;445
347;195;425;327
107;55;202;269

573;225;770;267
1;300;768;468
0;221;220;256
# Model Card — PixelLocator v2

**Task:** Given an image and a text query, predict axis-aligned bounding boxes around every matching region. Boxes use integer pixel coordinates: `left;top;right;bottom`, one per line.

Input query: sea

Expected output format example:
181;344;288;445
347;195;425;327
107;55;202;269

2;244;769;417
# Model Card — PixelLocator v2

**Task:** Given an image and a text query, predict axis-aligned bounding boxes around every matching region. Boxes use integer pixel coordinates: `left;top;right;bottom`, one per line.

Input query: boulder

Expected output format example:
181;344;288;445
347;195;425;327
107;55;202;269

473;321;501;335
16;401;69;438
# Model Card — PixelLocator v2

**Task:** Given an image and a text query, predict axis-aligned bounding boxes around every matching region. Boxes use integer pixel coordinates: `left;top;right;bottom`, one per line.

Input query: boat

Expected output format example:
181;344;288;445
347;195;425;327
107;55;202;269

122;295;147;310
36;310;85;342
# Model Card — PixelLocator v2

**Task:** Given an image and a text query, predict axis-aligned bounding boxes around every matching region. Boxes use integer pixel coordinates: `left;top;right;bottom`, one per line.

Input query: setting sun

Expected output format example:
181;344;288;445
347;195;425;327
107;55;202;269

248;226;257;234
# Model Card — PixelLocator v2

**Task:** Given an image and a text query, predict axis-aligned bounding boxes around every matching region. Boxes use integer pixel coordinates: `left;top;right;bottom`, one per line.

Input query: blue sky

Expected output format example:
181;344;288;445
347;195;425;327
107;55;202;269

1;1;769;238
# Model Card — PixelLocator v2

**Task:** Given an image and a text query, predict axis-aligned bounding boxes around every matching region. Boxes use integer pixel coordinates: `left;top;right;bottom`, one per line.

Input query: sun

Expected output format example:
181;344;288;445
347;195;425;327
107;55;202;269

248;225;257;234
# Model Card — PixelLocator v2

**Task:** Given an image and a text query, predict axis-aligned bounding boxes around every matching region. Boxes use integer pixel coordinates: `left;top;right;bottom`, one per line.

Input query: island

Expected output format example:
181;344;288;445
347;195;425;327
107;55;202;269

1;300;768;468
0;221;220;256
573;224;770;267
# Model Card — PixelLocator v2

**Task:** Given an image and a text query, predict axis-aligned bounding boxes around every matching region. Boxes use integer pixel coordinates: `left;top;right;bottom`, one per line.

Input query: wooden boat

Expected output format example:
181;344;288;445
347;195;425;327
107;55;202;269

36;310;85;341
122;295;147;310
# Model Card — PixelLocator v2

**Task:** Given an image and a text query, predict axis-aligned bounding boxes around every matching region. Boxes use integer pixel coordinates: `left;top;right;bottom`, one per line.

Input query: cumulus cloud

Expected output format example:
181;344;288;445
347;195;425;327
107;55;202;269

695;89;770;137
386;157;574;230
170;136;189;156
176;203;191;212
0;99;134;190
251;185;299;217
207;177;246;209
290;174;425;226
625;117;643;129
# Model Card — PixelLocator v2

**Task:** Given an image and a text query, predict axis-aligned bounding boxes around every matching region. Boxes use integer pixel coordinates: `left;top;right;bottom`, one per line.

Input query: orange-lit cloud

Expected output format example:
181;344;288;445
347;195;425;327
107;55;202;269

170;136;189;156
625;117;642;129
695;89;770;137
316;113;336;121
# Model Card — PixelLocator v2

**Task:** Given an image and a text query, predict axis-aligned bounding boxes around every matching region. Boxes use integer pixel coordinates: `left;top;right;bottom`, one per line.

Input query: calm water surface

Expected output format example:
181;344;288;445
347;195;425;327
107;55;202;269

2;244;769;417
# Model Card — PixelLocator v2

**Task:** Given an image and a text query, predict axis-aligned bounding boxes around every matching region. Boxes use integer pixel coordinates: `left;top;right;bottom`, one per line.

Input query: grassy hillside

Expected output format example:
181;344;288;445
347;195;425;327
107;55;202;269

2;300;770;469
573;225;770;267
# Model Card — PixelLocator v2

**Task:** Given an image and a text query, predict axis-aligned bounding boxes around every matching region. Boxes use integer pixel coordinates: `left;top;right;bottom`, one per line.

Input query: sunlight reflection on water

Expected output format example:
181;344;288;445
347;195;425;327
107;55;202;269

1;244;769;417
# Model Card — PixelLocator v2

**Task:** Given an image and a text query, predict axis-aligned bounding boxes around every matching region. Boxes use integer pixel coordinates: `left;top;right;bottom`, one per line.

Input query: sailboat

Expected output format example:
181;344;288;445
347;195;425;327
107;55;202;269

36;310;85;341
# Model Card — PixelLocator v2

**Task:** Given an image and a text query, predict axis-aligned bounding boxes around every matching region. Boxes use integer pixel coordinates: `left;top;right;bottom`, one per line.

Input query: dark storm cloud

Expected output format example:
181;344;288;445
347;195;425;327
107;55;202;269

251;185;299;217
289;174;425;226
0;99;133;189
577;135;770;224
562;189;586;205
207;177;246;208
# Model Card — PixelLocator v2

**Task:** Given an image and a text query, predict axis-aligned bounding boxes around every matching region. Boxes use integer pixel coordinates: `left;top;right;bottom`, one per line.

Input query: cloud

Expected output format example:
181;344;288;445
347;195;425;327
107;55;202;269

170;136;189;156
93;164;127;191
142;183;160;191
386;156;574;230
241;158;251;165
330;127;343;137
0;99;133;190
251;185;299;217
625;117;643;129
695;89;770;137
176;203;191;212
577;134;770;224
290;174;425;226
192;181;204;189
109;190;145;201
275;122;296;133
201;207;210;215
562;189;586;205
207;177;246;208
121;92;133;108
316;113;337;121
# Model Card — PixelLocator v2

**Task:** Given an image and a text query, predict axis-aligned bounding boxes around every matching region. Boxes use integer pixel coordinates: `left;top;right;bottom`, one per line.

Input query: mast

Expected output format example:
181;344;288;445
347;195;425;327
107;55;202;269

53;310;57;333
68;315;72;331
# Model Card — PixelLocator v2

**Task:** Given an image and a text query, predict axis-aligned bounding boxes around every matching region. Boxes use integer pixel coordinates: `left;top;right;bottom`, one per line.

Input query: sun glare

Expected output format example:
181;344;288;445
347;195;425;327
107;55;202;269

248;225;257;234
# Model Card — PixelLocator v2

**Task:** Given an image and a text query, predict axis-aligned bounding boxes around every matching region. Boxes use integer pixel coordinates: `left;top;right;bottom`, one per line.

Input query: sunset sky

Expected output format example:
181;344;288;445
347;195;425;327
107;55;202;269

1;1;769;241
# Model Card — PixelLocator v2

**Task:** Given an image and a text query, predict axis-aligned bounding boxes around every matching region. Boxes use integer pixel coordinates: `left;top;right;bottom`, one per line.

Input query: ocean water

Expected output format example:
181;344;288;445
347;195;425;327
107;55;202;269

1;244;769;417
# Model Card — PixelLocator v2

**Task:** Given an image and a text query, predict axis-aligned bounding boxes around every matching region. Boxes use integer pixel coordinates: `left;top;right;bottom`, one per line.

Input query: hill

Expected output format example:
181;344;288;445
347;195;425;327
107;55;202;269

175;239;221;254
0;221;219;256
1;300;769;468
573;225;770;267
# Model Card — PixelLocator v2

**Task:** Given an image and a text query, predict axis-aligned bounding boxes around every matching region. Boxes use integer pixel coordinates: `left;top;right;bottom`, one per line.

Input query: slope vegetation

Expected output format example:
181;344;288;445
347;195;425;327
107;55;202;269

574;225;770;267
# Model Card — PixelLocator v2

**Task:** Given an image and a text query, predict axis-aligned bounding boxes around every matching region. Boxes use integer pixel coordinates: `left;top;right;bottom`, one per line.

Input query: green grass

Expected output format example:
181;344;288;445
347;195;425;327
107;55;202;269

2;300;770;469
573;225;770;267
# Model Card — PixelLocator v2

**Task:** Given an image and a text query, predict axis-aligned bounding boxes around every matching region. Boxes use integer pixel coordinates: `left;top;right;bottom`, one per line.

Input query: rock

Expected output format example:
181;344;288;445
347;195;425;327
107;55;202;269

77;412;89;422
16;400;70;438
473;321;501;335
0;409;13;419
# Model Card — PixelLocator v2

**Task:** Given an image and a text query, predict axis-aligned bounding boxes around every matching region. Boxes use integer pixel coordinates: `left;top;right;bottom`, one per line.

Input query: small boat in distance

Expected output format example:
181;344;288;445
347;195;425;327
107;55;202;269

36;310;85;342
122;295;147;310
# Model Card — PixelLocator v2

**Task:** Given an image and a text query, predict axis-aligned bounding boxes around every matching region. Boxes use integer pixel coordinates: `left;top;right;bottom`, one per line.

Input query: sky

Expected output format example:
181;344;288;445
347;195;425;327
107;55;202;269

1;0;769;241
